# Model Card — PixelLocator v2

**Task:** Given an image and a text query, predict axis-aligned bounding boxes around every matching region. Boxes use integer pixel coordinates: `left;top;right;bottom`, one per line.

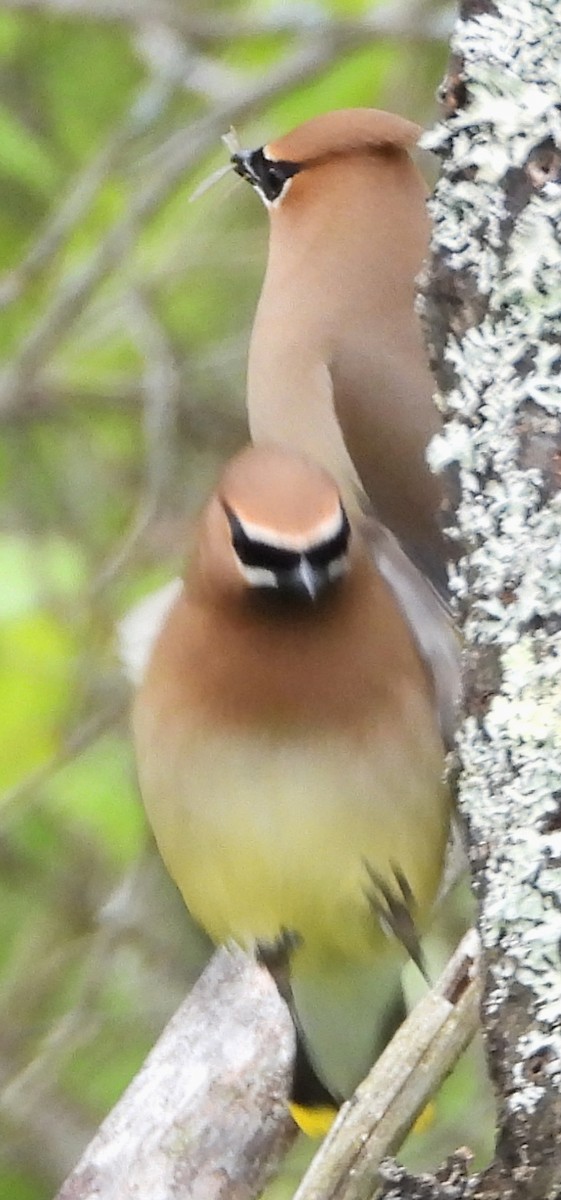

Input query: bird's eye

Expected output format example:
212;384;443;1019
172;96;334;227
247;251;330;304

233;537;299;573
260;156;300;201
266;163;289;188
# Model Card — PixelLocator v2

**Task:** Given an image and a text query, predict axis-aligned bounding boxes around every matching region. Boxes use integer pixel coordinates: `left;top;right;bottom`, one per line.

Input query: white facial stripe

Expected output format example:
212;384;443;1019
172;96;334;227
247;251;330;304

237;507;345;552
237;554;349;593
327;557;350;581
238;564;278;589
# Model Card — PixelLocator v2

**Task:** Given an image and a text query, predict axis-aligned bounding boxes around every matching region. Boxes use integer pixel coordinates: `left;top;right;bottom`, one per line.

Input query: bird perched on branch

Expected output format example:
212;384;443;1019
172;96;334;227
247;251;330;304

132;445;451;1131
231;108;448;596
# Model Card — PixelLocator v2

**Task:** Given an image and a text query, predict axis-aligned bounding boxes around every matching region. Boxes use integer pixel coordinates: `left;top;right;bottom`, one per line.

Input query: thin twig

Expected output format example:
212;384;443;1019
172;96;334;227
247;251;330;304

89;290;183;595
0;0;453;44
0;27;413;403
0;378;246;449
2;923;124;1114
0;79;173;311
0;1049;95;1185
293;930;481;1200
0;686;127;824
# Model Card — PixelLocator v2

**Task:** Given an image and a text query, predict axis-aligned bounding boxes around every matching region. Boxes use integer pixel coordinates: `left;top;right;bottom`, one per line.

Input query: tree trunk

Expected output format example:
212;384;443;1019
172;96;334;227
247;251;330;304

419;0;561;1195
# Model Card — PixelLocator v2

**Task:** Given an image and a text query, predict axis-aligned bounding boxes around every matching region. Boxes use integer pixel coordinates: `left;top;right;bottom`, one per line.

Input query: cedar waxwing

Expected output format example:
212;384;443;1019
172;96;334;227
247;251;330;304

231;109;448;595
132;446;451;1125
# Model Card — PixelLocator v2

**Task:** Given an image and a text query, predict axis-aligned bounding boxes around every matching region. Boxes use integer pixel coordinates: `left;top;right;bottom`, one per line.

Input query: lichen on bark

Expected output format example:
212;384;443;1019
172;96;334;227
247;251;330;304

419;0;561;1195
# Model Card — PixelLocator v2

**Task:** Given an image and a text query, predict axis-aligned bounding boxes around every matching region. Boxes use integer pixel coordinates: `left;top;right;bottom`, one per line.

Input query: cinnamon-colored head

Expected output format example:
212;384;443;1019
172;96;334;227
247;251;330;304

231;107;422;209
194;445;352;604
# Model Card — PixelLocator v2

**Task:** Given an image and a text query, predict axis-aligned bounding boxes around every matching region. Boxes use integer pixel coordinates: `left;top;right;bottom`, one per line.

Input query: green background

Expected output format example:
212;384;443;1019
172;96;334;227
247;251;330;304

0;1;494;1195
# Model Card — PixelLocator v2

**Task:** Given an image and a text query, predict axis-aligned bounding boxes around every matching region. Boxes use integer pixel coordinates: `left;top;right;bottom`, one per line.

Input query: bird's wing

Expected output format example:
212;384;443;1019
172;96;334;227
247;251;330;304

364;516;461;747
117;578;183;686
329;348;449;598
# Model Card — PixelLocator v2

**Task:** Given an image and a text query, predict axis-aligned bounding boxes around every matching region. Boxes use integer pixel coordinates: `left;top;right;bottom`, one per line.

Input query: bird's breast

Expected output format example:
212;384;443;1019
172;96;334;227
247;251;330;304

135;701;448;971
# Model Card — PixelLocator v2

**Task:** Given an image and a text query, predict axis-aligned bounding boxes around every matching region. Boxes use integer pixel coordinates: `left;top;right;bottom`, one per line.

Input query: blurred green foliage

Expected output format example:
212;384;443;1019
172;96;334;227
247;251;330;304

0;2;494;1196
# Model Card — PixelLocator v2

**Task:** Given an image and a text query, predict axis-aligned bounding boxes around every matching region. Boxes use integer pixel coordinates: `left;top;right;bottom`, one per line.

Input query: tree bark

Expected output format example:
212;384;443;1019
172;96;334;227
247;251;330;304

418;0;561;1196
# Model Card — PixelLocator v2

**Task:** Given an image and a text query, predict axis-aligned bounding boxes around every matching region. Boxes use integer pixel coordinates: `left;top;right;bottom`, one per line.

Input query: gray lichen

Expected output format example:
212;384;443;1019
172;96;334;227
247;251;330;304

421;0;561;1163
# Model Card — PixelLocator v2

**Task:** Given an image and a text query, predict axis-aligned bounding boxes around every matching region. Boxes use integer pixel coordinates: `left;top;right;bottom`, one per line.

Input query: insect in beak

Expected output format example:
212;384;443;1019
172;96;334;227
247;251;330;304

189;127;242;203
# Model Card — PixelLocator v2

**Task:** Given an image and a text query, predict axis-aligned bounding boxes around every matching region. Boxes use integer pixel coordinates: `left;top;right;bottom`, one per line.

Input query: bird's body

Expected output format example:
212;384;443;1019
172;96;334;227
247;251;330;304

132;107;459;1114
133;447;450;1102
233;108;446;592
135;557;445;958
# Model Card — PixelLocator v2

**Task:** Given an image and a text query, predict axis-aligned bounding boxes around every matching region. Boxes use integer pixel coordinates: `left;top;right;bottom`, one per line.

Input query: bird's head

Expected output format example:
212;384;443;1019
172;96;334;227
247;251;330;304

197;446;352;606
231;108;421;210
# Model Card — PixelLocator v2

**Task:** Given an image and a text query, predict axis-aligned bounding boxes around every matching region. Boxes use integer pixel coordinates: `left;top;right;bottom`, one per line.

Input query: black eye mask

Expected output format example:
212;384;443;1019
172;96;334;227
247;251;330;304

231;148;301;202
222;503;350;573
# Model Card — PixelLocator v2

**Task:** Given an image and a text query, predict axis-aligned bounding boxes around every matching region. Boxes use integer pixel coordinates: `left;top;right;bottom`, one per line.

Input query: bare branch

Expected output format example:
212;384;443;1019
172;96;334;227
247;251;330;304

0;0;452;45
0;685;127;824
2;923;123;1113
0;80;173;310
0;378;246;452
0;1053;95;1185
88;291;183;596
0;38;361;404
54;946;297;1200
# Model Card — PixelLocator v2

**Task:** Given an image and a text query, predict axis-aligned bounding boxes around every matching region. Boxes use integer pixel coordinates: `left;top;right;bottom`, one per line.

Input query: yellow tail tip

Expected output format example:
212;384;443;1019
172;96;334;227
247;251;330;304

288;1098;435;1139
288;1101;337;1138
412;1100;436;1136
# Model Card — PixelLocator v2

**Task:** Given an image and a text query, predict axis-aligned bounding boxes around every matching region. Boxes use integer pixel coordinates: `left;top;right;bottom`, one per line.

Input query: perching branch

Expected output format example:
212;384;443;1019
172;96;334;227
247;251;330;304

50;929;481;1200
293;931;481;1200
54;946;297;1200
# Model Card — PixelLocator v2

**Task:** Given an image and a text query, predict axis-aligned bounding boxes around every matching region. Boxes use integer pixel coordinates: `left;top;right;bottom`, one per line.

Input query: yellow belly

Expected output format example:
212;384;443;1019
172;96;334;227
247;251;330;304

137;706;448;971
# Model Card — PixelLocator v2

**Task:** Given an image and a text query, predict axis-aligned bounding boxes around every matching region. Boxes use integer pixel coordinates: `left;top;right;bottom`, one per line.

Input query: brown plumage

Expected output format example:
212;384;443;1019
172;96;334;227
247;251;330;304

232;108;447;594
133;446;450;1105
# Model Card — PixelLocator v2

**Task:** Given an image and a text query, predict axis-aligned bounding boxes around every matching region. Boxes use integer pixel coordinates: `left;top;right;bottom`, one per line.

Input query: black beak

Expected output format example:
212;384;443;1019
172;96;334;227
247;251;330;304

231;150;258;185
280;558;330;604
